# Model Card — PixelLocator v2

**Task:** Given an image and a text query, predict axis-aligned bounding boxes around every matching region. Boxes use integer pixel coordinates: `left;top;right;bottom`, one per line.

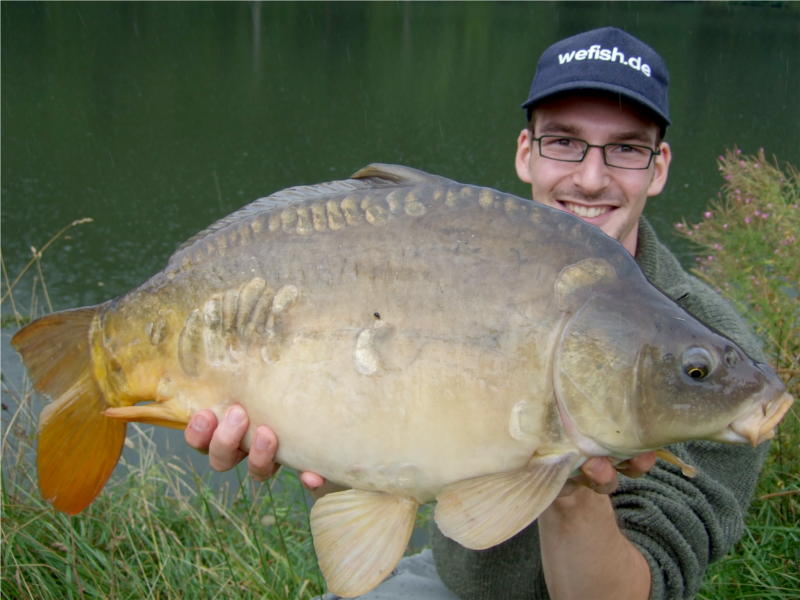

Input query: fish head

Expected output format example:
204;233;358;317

635;322;792;449
552;258;792;454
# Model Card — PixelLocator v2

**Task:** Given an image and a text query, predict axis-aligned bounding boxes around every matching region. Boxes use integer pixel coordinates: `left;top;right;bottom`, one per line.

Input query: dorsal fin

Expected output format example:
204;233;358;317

168;177;386;267
167;165;448;268
351;163;452;186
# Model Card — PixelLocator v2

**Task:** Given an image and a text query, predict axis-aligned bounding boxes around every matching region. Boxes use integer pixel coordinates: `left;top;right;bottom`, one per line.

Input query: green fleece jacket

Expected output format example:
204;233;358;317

432;218;769;600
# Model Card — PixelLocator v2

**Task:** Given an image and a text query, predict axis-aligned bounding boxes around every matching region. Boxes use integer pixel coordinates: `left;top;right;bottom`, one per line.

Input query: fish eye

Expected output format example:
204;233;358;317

686;365;708;379
682;347;714;381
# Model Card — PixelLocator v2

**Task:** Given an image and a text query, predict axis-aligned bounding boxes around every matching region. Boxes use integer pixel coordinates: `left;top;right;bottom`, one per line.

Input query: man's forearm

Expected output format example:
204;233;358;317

538;486;651;600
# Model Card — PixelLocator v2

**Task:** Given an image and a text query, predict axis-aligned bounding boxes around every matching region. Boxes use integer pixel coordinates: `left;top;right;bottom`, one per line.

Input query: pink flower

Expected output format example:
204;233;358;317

744;217;752;224
704;211;713;219
722;223;729;229
675;222;685;229
761;213;769;219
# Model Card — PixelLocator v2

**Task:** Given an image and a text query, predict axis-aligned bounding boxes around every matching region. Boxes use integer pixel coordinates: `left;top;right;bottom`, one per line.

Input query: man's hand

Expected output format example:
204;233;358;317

541;451;658;600
560;451;658;496
184;404;325;489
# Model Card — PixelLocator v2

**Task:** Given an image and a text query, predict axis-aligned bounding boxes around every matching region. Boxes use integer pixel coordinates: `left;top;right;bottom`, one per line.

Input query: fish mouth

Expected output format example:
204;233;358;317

726;391;794;446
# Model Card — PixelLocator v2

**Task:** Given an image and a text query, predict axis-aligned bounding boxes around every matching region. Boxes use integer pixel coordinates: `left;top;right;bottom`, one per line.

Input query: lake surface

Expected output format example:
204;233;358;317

2;2;799;468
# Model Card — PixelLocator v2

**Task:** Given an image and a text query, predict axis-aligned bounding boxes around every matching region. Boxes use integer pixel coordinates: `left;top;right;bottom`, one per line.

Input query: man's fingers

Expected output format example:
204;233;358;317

616;451;658;478
248;426;280;482
560;451;660;498
299;471;326;491
185;410;218;452
208;405;249;471
189;405;326;485
580;457;619;495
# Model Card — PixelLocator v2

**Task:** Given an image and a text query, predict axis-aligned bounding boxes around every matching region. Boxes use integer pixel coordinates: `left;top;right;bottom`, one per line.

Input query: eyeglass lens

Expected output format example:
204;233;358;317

537;136;655;169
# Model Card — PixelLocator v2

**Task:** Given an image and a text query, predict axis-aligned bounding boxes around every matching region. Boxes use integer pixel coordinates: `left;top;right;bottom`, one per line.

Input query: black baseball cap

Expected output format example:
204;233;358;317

522;27;670;128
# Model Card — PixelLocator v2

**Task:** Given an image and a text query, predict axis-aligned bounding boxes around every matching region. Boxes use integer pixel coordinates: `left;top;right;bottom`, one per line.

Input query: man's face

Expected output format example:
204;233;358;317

515;94;671;255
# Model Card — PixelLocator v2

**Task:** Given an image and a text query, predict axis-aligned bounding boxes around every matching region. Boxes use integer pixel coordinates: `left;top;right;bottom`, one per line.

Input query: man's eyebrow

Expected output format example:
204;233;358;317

611;130;658;145
536;121;657;145
535;121;582;136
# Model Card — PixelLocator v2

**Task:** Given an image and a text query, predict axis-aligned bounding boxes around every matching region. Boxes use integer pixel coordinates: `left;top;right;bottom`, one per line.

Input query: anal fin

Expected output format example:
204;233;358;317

310;489;418;598
435;451;579;550
104;400;191;430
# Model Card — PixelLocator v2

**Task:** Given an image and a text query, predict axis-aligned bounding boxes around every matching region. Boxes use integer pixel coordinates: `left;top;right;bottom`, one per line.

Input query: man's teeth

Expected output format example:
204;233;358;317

565;203;610;218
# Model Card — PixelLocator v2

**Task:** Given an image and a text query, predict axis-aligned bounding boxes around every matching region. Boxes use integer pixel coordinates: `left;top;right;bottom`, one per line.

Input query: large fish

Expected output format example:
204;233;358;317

13;164;792;597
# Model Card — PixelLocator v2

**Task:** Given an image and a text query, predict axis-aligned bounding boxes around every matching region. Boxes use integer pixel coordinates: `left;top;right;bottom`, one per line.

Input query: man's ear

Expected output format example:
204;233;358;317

647;141;671;197
515;128;534;184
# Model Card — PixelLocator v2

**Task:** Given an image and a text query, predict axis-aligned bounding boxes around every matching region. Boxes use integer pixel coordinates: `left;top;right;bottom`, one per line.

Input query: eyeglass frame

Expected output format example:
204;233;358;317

530;134;662;170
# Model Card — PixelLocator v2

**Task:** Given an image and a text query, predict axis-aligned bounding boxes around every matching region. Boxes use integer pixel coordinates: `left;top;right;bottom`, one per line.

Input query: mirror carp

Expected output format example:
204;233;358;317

13;164;793;597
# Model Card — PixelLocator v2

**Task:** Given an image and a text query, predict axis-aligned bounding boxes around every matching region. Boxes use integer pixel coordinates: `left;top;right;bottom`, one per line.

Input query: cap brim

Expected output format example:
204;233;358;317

522;81;670;125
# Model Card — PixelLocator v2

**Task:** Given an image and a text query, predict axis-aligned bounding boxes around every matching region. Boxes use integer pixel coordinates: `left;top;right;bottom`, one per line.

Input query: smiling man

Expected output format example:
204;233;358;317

516;92;670;255
514;26;671;258
186;27;769;600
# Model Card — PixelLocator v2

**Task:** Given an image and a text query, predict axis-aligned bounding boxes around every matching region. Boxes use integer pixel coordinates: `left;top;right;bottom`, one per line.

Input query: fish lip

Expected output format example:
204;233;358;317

729;391;794;446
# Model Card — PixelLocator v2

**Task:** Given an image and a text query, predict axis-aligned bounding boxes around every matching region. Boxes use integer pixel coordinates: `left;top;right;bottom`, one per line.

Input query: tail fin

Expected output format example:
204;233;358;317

12;304;126;515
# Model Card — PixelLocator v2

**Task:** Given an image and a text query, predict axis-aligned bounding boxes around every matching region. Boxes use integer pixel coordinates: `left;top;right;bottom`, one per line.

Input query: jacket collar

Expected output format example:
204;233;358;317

635;217;692;303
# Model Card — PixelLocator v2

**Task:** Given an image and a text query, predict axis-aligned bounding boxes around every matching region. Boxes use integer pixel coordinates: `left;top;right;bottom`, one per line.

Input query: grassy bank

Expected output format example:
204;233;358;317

676;149;799;599
2;420;324;600
2;149;798;599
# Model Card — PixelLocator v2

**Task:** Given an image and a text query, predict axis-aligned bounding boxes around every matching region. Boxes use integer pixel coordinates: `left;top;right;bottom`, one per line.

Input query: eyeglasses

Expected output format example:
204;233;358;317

531;135;661;170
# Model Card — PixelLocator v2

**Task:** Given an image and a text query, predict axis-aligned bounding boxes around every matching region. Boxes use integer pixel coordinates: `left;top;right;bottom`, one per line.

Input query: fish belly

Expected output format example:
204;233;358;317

236;330;554;502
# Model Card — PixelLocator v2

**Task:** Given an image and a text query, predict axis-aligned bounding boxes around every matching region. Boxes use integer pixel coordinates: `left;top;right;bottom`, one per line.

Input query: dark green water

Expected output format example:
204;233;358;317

3;2;799;308
2;2;798;462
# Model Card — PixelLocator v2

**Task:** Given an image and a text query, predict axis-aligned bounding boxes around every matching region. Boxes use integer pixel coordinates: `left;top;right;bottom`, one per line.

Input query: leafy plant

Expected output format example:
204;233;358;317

676;148;799;599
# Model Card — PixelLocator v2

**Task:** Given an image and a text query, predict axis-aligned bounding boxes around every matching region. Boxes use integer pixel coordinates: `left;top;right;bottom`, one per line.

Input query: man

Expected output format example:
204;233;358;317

186;27;767;600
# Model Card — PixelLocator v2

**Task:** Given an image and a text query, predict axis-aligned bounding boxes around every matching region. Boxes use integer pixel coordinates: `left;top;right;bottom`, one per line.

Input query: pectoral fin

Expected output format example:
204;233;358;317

104;400;191;430
310;489;418;598
434;451;579;550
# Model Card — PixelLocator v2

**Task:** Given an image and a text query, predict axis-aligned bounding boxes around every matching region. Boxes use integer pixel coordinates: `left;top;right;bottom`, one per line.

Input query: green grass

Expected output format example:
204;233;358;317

1;411;325;600
677;149;799;599
2;151;798;599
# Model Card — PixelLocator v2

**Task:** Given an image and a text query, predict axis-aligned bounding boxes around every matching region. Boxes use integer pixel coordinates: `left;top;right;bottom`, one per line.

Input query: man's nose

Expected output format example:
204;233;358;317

572;146;610;193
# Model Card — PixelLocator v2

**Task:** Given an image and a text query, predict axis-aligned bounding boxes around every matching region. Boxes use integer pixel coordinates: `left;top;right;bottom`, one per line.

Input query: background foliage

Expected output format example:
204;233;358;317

677;149;799;599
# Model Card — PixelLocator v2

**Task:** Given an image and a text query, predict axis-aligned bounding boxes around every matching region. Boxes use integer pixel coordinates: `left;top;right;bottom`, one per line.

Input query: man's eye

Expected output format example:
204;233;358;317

546;137;576;147
610;144;645;155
